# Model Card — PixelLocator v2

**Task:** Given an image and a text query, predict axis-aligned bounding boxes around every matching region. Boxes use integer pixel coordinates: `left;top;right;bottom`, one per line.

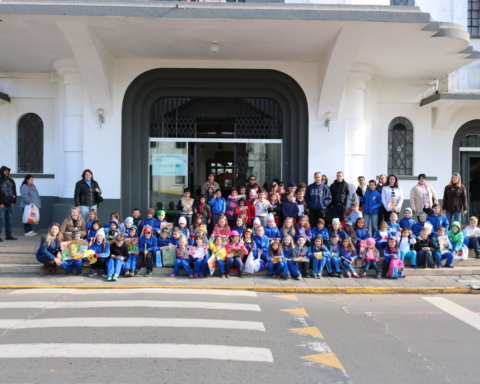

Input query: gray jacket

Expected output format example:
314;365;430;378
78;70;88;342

20;183;41;209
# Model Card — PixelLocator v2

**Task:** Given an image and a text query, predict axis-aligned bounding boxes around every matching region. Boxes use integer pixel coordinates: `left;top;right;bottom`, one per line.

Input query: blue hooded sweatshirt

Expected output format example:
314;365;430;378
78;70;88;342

355;228;371;241
253;234;269;259
427;214;449;236
265;225;283;240
312;226;330;241
89;240;110;258
399;217;416;231
359;189;382;215
308;245;331;260
305;182;332;210
138;235;158;253
413;220;432;237
208;196;226;215
281;201;299;220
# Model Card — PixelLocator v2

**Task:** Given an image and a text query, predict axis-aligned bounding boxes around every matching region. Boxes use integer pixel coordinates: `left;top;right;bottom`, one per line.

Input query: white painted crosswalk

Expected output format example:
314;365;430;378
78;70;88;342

0;317;266;331
0;344;274;362
0;300;261;311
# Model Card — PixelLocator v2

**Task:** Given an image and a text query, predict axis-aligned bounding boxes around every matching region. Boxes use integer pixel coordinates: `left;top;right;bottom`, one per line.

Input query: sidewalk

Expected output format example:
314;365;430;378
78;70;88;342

0;273;479;293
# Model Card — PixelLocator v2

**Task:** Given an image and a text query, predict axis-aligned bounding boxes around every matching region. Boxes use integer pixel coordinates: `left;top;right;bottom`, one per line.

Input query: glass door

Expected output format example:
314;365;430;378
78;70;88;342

461;151;480;223
149;141;188;209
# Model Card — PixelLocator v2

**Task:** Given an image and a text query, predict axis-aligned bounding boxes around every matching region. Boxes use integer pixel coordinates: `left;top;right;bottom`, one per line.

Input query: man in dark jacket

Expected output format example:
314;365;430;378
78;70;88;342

329;171;349;222
0;166;18;241
305;172;332;227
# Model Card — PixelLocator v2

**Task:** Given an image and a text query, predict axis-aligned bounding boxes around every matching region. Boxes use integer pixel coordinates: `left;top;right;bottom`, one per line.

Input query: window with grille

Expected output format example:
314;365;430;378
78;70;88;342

460;134;480;147
388;117;413;176
390;0;415;5
17;113;44;173
469;0;480;36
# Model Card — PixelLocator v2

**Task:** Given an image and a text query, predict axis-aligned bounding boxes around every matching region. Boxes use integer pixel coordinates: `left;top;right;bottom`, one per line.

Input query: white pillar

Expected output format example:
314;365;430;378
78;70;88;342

344;63;376;182
53;58;84;198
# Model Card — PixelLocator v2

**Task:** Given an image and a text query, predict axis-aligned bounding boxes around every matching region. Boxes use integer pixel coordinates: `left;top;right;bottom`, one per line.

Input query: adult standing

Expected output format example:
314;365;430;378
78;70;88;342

410;173;438;219
305;172;332;227
356;176;367;209
74;169;102;221
381;174;404;222
0;165;17;241
35;222;63;276
442;173;467;225
20;174;41;236
376;174;387;228
329;171;349;222
245;175;258;197
201;173;221;196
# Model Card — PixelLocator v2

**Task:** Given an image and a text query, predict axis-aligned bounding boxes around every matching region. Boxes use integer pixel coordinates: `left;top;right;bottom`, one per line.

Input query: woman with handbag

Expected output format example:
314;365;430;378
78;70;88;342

20;174;41;236
74;169;103;220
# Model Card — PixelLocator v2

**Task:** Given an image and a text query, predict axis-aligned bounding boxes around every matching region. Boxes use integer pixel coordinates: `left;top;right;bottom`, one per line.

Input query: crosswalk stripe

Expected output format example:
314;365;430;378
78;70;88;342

0;301;261;311
423;297;480;332
0;318;266;331
9;288;258;297
0;344;274;362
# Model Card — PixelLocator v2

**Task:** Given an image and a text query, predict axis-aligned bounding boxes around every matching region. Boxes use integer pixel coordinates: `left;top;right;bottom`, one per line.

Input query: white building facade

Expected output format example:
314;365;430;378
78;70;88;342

1;0;480;225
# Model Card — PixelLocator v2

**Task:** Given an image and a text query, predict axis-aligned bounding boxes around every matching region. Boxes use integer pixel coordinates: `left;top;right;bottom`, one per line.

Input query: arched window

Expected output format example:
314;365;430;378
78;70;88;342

388;117;413;175
17;113;43;173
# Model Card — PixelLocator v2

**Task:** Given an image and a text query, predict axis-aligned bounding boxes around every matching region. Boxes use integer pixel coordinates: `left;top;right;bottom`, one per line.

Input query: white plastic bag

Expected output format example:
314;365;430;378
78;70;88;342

244;252;254;274
253;258;261;273
454;245;469;260
22;204;40;225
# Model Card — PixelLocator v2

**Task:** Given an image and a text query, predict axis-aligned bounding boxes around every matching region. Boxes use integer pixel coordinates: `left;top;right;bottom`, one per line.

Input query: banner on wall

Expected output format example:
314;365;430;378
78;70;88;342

152;154;188;176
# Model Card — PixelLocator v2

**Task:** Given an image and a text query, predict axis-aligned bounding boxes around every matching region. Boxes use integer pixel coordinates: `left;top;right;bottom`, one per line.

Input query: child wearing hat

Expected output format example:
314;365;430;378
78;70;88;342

265;213;283;240
447;221;464;258
225;231;248;278
178;216;190;238
399;208;416;231
154;210;168;235
106;220;120;243
137;226;157;277
87;230;110;277
360;238;381;278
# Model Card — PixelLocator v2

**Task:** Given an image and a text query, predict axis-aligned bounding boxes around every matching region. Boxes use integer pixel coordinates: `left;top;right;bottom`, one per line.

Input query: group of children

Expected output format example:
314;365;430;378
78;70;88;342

68;179;478;280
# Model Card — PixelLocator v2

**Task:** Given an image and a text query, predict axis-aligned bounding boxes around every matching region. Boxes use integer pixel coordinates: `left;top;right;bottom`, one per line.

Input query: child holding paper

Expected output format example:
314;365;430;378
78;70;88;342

267;239;286;278
265;213;283;240
123;225;139;277
208;236;228;278
432;226;454;268
225;230;248;278
360;238;381;278
282;235;300;280
308;235;331;279
106;234;129;282
291;235;309;278
463;216;480;258
170;235;193;278
189;235;208;278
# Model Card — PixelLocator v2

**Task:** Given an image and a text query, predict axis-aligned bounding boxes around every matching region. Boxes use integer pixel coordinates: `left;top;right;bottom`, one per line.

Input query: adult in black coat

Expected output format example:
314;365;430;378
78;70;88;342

0;166;17;241
74;169;102;220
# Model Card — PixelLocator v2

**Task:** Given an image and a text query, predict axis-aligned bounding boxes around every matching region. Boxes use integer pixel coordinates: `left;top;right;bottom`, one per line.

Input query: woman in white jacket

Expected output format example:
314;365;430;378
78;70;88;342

381;174;404;222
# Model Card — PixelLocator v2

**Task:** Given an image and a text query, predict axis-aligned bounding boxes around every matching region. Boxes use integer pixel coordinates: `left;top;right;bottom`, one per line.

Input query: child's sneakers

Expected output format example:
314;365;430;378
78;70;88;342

294;275;301;280
133;270;139;277
107;275;113;281
112;274;119;281
88;269;98;277
124;270;131;277
361;272;367;278
285;274;291;280
145;271;153;277
352;273;360;278
346;273;352;278
376;274;382;279
193;274;198;278
169;274;176;277
199;273;204;278
220;274;226;278
188;274;194;278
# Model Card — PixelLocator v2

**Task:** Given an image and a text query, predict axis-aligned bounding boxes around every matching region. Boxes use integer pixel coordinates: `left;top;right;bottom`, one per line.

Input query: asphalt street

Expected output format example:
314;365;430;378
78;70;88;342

0;289;478;384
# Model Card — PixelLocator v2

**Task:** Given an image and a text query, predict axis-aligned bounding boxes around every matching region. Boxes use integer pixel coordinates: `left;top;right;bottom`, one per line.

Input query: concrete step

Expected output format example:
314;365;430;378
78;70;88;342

0;245;37;254
0;254;39;264
0;264;479;276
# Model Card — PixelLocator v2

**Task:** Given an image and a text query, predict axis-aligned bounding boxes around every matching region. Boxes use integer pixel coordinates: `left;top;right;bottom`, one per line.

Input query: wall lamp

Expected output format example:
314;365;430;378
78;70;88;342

96;108;105;128
324;111;333;131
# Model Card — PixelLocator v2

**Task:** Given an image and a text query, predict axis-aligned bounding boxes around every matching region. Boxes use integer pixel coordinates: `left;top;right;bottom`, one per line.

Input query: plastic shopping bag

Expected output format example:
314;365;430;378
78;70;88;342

23;204;40;225
155;251;163;268
244;252;254;274
455;245;469;260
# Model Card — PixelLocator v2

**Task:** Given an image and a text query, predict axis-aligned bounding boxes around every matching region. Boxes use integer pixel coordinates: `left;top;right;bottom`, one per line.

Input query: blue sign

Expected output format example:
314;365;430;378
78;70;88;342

152;154;187;176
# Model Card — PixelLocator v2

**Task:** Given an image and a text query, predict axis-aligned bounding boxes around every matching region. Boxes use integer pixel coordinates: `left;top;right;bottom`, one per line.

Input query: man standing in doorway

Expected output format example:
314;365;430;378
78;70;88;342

201;173;221;196
330;171;349;222
305;172;332;227
246;175;257;197
0;166;18;241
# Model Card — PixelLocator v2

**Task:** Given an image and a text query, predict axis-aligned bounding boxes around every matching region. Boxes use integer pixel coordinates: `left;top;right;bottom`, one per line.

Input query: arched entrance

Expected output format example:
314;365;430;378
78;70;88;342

121;68;309;216
452;119;480;221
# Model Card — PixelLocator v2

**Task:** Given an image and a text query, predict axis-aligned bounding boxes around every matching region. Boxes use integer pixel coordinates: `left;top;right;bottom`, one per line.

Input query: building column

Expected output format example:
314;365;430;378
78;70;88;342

53;58;84;198
344;63;375;182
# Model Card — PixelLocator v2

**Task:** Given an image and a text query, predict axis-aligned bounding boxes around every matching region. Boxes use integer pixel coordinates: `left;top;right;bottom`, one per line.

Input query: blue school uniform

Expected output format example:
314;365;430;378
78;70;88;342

142;217;160;232
432;235;454;267
173;245;193;276
427;214;449;236
312;226;330;241
232;226;245;235
328;230;347;243
339;247;357;274
124;228;139;271
413;220;433;237
253;234;270;262
267;250;286;276
308;245;331;274
179;227;190;239
168;237;180;247
157;236;172;248
355;228;371;242
399;217;416;231
387;222;401;238
373;229;393;251
265;226;283;240
86;229;98;241
138;235;158;254
325;243;342;273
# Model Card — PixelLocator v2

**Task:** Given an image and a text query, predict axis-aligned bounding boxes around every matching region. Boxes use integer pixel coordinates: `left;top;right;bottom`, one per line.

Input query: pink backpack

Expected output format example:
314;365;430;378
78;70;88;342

388;258;405;278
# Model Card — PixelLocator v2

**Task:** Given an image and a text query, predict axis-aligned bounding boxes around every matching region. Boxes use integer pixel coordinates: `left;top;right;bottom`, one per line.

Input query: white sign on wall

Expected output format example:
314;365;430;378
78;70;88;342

152;154;187;176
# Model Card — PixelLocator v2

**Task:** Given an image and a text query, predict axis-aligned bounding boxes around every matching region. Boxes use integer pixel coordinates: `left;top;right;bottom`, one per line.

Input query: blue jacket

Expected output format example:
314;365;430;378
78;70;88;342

427;214;449;236
399;217;416;231
89;241;111;258
282;246;293;259
179;227;190;238
308;245;330;260
355;228;371;241
432;235;453;253
86;229;98;241
157;237;172;248
328;230;348;241
305;182;332;210
312;226;330;241
265;226;283;240
359;190;382;215
233;226;245;235
383;247;400;259
373;229;393;243
413;220;432;237
208;196;226;215
253;234;270;259
142;217;160;232
339;247;357;261
281;201;299;220
36;237;61;262
327;243;341;257
138;235;158;253
387;222;401;238
169;237;180;247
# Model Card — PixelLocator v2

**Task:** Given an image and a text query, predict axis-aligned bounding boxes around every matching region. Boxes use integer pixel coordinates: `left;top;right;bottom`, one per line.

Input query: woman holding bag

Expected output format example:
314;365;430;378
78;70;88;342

20;174;41;236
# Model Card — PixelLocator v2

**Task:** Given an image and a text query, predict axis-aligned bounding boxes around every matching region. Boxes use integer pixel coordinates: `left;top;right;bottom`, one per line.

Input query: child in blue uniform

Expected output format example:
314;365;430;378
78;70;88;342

282;235;300;280
106;234;129;281
339;237;359;278
399;208;416;231
123;225;139;277
382;237;400;278
253;226;270;263
312;218;329;241
308;235;331;279
326;233;343;278
265;213;282;240
427;204;449;236
170;235;193;278
87;230;110;277
267;239;286;278
137;227;157;277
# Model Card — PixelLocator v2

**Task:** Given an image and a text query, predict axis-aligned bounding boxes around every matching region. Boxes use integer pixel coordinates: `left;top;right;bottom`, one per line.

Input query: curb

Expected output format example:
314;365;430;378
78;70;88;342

0;285;474;293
